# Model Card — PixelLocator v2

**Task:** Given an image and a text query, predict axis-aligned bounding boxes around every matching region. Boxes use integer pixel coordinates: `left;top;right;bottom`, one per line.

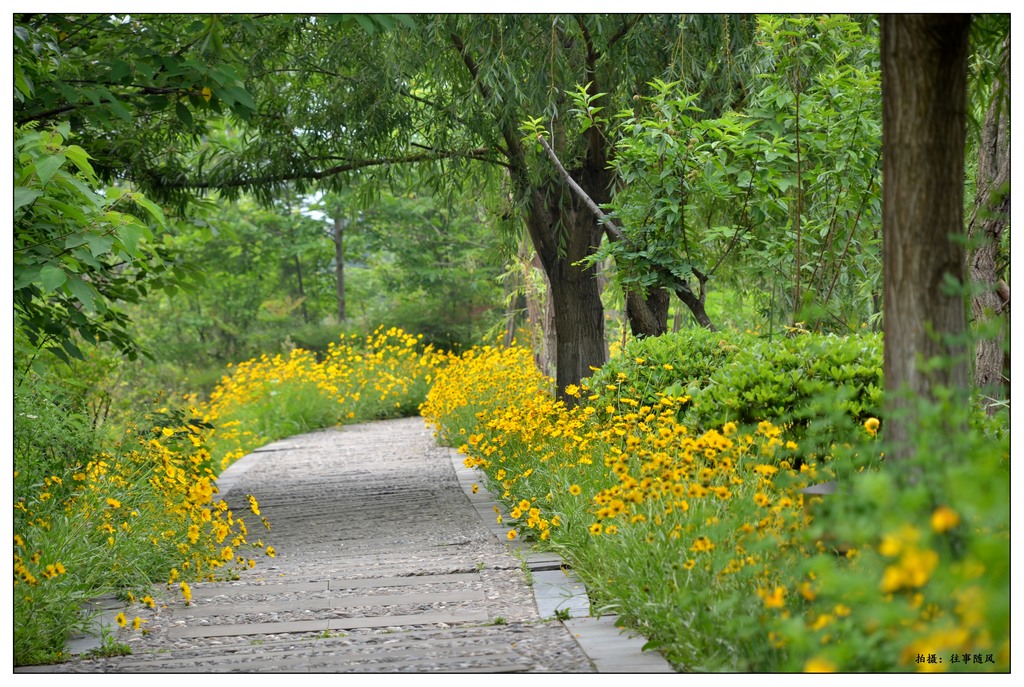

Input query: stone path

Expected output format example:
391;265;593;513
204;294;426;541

20;417;674;673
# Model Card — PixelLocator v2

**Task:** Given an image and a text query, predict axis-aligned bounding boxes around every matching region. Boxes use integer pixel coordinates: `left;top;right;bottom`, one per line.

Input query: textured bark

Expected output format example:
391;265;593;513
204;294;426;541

881;14;972;456
625;288;670;338
967;40;1010;409
524;179;608;405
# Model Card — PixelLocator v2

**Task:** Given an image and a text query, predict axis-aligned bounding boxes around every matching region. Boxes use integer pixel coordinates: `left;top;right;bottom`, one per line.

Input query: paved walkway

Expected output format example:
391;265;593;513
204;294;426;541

22;417;674;673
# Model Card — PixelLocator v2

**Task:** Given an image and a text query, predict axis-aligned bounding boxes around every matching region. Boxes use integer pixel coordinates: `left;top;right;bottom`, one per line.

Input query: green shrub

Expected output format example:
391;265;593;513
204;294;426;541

584;327;749;408
583;329;883;455
685;332;883;449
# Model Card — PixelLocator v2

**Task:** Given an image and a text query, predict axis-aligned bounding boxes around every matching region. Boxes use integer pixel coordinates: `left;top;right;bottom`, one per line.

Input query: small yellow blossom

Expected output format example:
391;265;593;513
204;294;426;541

759;586;786;609
804;657;837;673
864;417;880;436
930;506;960;533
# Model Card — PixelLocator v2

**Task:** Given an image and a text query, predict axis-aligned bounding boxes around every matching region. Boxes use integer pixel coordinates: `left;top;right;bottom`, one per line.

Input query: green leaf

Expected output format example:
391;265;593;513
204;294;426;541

220;86;255;112
108;59;132;83
131;194;167;227
176;101;194;128
118;224;145;255
105;94;133;121
65;276;98;312
63;145;96;178
14;187;43;211
86;233;115;258
39;265;67;292
14;265;41;290
34;154;67;186
354;15;377;34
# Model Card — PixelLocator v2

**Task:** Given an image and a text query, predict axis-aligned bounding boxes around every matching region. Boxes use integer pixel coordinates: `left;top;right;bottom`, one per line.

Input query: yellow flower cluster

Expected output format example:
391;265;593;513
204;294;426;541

13;405;268;607
422;342;814;591
202;326;445;470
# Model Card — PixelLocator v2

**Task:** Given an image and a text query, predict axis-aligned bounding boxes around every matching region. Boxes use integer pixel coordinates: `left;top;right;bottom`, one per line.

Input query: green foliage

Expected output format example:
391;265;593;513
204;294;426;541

584;328;883;452
14;123;187;364
767;394;1009;672
584;327;750;409
13;367;106;528
590;14;882;332
425;340;1009;672
686;330;884;443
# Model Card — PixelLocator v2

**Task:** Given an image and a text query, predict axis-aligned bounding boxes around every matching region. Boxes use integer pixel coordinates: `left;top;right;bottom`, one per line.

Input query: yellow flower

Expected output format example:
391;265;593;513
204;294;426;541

180;581;192;604
759;586;786;609
589;523;603;536
569;484;582;496
115;612;127;628
880;547;939;593
142;595;155;609
690;536;715;553
265;546;276;557
506;529;517;540
804;657;837;672
471;484;479;494
930;506;960;533
864;417;880;436
106;498;122;509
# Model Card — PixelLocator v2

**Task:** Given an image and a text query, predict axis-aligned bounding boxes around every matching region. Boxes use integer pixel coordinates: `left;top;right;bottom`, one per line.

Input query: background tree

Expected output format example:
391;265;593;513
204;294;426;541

965;17;1010;409
565;16;882;337
881;14;973;457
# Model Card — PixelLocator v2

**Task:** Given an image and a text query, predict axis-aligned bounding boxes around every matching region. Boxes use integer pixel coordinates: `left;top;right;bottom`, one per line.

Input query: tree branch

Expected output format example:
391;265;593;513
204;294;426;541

163;146;499;191
608;15;643;47
537;135;624;243
537;133;715;329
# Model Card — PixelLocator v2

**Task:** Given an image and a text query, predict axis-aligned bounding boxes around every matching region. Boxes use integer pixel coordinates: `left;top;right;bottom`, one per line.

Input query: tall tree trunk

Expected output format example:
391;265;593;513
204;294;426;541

524;181;606;404
881;14;972;457
967;39;1010;410
332;213;347;323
